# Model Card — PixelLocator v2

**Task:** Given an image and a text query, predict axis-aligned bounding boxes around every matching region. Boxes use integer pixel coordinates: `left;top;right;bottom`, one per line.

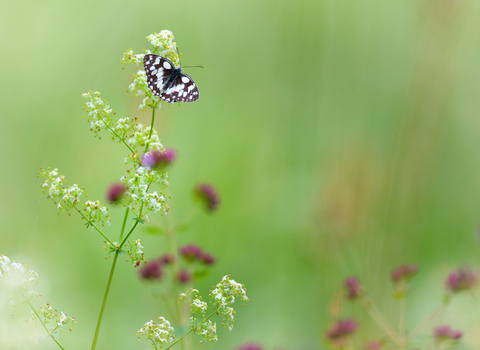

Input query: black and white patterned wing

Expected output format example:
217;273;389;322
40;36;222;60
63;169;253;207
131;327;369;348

159;73;199;103
143;54;175;96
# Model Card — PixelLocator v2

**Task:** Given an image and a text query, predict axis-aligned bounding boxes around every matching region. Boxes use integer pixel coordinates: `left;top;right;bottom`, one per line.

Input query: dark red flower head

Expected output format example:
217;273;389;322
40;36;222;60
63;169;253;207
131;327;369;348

177;269;192;284
158;253;175;265
343;276;361;299
179;244;203;262
326;318;359;347
194;183;220;213
433;325;462;341
139;260;163;280
391;264;419;283
445;267;478;293
107;183;126;203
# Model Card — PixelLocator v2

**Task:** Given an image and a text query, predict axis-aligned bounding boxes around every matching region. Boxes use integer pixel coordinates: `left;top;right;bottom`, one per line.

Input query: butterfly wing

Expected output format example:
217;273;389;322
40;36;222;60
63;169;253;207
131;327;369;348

159;73;199;103
143;54;175;97
143;54;200;104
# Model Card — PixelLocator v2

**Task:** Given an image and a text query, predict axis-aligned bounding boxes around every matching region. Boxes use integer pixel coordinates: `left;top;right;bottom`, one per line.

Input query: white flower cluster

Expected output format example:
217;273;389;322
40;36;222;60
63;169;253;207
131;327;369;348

39;168;84;214
121;48;144;67
128;124;164;152
82;91;138;143
146;30;180;68
196;320;217;344
210;275;249;331
120;165;169;219
0;255;40;314
125;239;145;267
39;168;110;227
82;200;110;228
137;317;175;348
31;303;76;332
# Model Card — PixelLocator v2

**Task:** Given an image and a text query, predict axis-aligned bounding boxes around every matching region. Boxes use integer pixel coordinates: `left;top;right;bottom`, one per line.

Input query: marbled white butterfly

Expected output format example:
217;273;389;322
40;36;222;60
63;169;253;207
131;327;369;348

143;54;199;103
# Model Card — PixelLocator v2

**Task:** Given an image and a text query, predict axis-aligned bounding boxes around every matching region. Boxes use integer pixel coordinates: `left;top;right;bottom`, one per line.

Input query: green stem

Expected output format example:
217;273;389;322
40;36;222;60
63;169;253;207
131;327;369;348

74;205;114;245
164;311;217;349
91;251;120;350
144;106;156;153
91;209;130;350
20;290;65;350
96;112;136;155
360;296;401;345
398;297;407;349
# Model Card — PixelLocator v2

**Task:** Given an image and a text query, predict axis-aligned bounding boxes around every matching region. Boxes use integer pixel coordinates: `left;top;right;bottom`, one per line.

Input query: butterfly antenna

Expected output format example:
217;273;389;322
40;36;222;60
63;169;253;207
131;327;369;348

183;65;204;69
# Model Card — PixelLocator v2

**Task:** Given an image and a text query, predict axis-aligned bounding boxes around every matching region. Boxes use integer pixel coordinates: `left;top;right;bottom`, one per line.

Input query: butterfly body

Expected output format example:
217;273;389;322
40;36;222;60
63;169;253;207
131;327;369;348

143;54;199;103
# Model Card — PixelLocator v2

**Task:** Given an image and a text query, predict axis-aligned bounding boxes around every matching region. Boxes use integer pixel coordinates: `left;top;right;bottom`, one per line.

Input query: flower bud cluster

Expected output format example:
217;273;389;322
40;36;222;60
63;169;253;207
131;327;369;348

209;275;249;331
180;288;218;343
38;168;110;228
137;317;175;348
31;303;76;332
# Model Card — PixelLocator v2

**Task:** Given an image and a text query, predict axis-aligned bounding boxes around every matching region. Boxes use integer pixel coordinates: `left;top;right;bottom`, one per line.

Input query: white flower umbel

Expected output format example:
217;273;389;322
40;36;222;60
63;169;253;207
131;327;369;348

209;275;249;331
83;91;138;144
196;320;217;344
137;317;175;349
39;168;110;228
120;165;169;220
31;303;76;333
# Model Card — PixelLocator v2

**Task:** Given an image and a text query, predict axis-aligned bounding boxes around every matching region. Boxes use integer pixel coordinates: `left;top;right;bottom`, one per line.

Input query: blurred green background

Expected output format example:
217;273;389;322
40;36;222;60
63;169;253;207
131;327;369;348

2;0;480;349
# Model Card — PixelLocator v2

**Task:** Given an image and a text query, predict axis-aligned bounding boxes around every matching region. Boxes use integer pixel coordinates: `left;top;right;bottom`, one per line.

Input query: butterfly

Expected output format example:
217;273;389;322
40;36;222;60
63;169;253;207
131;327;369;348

143;54;199;103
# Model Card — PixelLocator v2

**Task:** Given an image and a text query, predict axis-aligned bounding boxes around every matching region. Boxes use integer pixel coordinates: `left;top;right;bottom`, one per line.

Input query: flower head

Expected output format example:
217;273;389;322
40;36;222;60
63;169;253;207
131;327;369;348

194;184;220;213
142;149;176;169
343;276;361;299
159;253;175;265
139;260;163;280
200;252;216;265
107;183;126;203
326;318;359;348
391;264;418;283
137;317;175;346
433;325;462;342
179;244;203;262
177;269;192;284
445;267;478;293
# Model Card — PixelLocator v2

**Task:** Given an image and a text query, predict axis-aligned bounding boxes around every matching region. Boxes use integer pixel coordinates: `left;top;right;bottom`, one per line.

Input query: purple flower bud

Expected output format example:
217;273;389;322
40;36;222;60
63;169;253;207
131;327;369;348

433;325;463;341
142;149;177;169
364;340;383;350
179;244;203;262
445;267;479;293
391;264;419;283
158;253;175;265
177;269;191;284
326;318;359;347
139;260;163;280
237;344;263;350
193;183;220;213
343;276;361;299
200;252;216;265
107;183;126;203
